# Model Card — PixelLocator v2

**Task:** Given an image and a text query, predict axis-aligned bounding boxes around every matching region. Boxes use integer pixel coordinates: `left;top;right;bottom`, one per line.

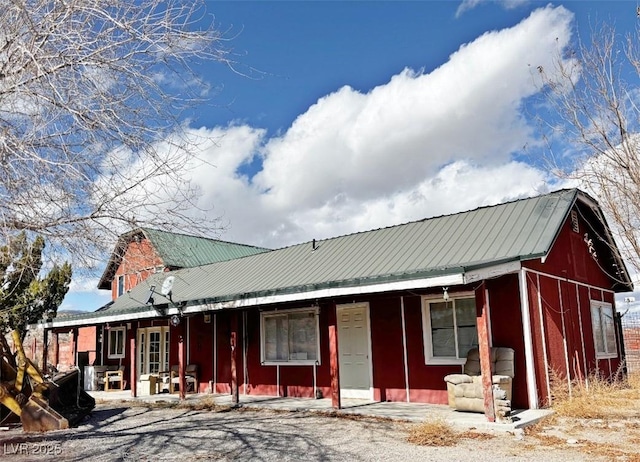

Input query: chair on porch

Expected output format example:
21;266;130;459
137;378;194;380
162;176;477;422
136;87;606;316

443;347;514;413
170;364;198;394
104;366;126;391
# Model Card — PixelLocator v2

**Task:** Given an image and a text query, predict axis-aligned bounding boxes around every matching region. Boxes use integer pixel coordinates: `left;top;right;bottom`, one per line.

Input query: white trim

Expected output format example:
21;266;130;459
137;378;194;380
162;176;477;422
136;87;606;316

590;300;618;360
519;269;539;409
464;261;521;284
485;287;493;348
48;273;465;328
522;267;616;294
213;313;217;392
136;326;170;379
187;316;191;364
243;311;248;395
558;280;572;395
400;296;410;403
536;273;552;404
260;307;321;366
421;294;478;365
336;302;374;400
575;285;588;385
107;326;126;359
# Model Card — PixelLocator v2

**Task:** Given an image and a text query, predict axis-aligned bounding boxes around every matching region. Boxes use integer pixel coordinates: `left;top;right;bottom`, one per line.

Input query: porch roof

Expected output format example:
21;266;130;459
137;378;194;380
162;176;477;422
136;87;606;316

51;189;631;327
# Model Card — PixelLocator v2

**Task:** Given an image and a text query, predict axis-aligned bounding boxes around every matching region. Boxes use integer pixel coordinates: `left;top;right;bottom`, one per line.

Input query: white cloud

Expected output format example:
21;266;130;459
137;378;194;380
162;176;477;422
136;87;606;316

71;6;575;307
456;0;530;18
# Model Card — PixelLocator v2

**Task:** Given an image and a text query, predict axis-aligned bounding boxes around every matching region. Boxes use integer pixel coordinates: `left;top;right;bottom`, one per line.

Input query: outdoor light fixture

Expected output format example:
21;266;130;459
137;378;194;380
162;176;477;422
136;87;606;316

443;287;449;301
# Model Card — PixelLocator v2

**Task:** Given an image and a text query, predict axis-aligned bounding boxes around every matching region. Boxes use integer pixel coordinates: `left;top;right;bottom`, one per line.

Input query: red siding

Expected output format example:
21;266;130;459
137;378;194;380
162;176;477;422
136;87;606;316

111;238;163;301
486;275;528;409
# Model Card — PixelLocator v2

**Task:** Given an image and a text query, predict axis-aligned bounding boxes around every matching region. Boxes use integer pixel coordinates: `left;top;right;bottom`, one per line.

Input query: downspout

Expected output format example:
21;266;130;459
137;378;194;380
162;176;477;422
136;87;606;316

519;269;539;409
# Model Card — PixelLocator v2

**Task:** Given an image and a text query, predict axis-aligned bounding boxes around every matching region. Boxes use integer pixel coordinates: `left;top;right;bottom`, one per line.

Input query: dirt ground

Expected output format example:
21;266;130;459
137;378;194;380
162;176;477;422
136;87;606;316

1;402;639;462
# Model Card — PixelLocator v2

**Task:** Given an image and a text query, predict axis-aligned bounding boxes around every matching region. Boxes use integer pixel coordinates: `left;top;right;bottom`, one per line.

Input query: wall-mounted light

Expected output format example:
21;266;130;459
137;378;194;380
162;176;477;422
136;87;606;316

443;287;450;301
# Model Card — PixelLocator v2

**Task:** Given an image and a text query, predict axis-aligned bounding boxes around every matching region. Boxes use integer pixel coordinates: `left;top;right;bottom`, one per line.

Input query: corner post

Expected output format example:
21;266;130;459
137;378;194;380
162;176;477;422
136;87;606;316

130;333;137;397
328;302;341;409
178;335;186;400
476;282;495;422
230;312;239;404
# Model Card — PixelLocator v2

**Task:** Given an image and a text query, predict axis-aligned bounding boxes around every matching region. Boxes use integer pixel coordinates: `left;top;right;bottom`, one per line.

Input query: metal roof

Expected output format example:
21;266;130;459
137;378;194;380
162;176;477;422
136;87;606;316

59;189;630;326
142;228;270;268
97;228;270;289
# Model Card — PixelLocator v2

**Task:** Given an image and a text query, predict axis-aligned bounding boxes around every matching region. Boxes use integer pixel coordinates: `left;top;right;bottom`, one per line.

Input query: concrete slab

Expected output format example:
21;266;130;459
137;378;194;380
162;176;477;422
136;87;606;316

87;391;552;432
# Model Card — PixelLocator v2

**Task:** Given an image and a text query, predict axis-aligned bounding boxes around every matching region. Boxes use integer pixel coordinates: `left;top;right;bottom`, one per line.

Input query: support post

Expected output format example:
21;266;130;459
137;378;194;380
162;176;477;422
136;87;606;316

69;329;77;367
42;328;49;372
328;303;341;409
52;332;59;369
178;335;186;400
476;283;495;422
230;312;239;404
130;334;137;397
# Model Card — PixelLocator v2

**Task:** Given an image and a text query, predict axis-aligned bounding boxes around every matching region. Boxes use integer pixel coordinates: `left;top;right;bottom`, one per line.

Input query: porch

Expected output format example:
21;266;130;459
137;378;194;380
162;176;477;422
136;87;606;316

87;390;551;432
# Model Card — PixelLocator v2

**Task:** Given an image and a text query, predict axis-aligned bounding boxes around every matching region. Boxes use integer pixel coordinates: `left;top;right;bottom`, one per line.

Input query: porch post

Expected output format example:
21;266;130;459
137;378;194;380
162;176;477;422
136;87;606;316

230;311;239;404
178;335;186;400
475;282;495;422
328;302;341;409
130;333;137;397
52;332;59;369
69;328;77;366
42;328;49;372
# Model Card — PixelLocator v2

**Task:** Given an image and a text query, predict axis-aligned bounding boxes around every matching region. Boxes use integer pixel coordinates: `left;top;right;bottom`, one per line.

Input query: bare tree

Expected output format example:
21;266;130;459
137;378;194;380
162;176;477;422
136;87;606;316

536;21;640;280
0;0;234;270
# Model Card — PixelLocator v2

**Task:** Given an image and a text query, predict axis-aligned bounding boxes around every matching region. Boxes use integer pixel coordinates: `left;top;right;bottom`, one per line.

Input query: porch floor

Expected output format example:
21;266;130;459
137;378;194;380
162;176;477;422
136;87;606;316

87;390;551;432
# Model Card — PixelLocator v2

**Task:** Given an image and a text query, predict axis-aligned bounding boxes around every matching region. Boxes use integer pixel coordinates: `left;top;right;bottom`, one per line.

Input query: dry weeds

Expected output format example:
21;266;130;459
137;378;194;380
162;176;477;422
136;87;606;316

406;419;460;446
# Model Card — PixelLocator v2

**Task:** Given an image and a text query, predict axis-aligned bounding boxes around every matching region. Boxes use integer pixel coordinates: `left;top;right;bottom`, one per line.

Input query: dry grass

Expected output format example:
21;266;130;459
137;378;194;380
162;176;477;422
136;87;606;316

406;419;460;446
549;369;640;419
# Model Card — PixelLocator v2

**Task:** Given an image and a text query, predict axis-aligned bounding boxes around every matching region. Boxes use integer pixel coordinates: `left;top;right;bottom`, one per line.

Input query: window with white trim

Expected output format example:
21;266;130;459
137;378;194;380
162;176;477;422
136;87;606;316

108;326;126;359
422;295;478;364
591;301;617;358
117;275;125;297
261;308;320;365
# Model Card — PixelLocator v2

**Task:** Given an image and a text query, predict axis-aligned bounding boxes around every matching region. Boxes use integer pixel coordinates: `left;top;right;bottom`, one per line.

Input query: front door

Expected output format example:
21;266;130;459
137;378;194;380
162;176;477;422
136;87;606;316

336;303;372;399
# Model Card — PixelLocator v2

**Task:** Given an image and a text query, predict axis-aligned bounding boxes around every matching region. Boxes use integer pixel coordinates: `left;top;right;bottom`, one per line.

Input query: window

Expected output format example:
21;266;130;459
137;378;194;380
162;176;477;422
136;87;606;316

117;275;125;297
591;301;617;358
422;295;478;364
108;326;126;359
261;308;320;365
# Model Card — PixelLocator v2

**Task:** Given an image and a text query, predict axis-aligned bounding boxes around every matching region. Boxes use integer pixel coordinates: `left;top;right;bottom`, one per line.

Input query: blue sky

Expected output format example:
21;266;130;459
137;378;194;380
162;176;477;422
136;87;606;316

63;0;640;311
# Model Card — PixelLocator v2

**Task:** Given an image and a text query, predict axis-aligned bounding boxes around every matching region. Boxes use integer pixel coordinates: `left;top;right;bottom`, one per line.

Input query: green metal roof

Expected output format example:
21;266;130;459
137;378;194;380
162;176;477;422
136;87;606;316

65;189;631;326
142;228;270;268
97;228;270;289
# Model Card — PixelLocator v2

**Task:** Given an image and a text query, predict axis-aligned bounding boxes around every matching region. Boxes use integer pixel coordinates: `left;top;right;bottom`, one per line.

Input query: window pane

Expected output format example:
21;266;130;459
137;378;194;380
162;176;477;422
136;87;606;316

456;299;477;359
116;330;124;355
430;302;453;328
591;305;604;354
288;312;317;361
602;306;617;355
264;315;288;361
430;302;455;357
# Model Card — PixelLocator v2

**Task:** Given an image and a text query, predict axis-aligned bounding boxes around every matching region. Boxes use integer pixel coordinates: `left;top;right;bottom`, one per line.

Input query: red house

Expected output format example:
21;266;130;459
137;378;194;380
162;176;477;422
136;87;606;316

45;189;632;417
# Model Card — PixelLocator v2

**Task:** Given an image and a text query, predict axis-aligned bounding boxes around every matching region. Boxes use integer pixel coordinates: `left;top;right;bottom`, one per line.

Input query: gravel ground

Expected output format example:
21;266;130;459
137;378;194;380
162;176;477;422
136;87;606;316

0;403;622;461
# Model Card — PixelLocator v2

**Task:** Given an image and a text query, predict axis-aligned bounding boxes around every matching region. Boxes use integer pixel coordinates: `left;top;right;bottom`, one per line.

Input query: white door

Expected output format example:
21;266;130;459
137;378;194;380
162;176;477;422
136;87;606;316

337;303;373;399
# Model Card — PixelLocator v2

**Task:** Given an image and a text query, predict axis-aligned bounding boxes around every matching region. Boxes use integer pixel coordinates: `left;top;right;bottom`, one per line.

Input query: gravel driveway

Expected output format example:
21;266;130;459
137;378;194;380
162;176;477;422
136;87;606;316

0;403;611;461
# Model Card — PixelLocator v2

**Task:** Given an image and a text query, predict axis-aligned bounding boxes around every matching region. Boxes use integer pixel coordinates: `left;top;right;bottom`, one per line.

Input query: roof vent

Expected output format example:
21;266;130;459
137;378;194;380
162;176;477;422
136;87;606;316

570;210;579;233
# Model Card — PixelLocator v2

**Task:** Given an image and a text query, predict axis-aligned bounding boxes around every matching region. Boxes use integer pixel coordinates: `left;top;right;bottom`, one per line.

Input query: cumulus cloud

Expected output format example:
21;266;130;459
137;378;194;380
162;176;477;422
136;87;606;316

152;6;571;249
70;6;576;307
456;0;530;18
121;6;573;248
